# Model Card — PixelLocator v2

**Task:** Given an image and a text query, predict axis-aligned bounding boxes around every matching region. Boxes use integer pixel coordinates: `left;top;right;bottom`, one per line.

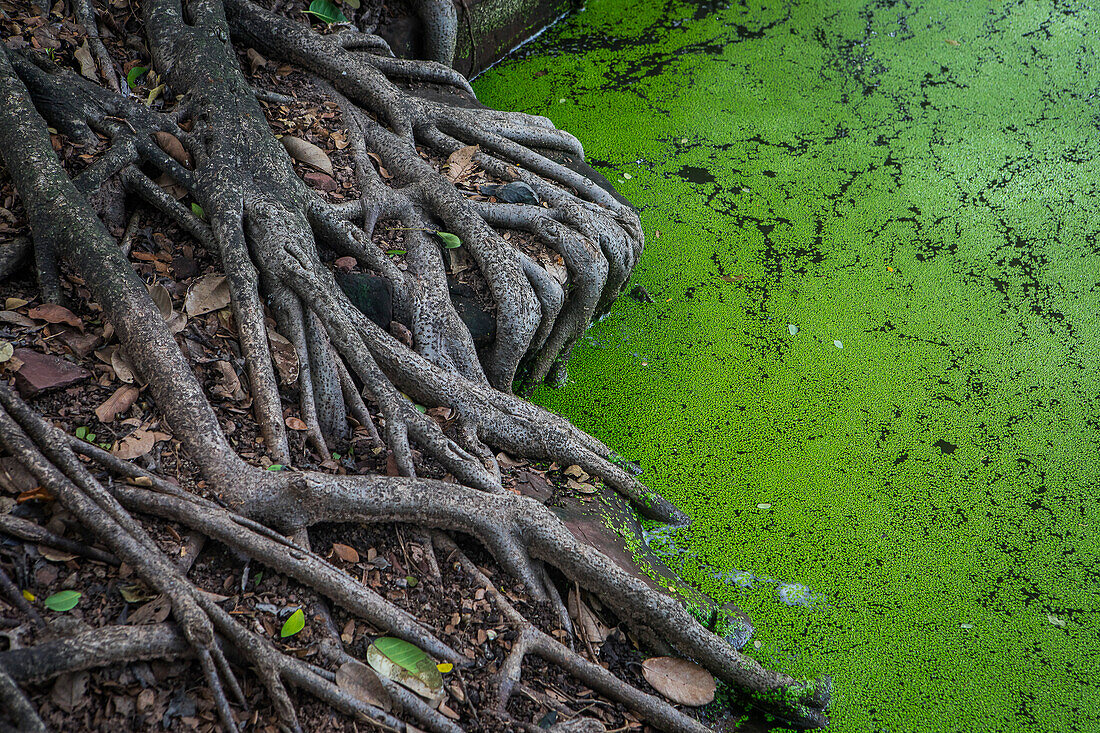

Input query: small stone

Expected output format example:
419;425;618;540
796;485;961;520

788;324;798;336
12;349;91;397
833;340;843;349
628;285;655;303
303;170;338;192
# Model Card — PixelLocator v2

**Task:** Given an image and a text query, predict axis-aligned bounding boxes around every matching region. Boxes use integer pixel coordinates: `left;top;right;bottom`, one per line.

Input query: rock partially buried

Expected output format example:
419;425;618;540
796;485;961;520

12;348;91;397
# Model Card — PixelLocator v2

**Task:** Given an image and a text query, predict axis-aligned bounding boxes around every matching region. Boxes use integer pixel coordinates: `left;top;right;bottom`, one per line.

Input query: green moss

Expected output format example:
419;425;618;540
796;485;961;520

476;0;1100;730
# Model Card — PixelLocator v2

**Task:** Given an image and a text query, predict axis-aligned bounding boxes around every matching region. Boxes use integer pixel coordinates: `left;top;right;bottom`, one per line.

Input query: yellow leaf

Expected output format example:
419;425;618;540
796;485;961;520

22;590;35;602
436;663;453;673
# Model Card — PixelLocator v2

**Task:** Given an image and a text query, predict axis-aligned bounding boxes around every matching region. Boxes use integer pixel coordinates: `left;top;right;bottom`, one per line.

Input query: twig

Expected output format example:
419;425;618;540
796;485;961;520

0;513;119;565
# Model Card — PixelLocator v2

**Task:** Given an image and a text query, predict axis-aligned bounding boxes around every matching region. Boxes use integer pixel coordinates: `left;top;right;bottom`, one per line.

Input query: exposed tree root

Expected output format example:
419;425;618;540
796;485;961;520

0;2;832;729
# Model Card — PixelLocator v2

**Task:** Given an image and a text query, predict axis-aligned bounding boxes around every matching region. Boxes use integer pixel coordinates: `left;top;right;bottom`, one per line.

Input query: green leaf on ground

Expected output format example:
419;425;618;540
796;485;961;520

125;66;148;90
267;464;284;471
75;426;87;440
435;231;461;249
191;203;205;219
385;249;407;256
367;637;443;700
305;0;348;23
44;590;82;612
281;608;305;637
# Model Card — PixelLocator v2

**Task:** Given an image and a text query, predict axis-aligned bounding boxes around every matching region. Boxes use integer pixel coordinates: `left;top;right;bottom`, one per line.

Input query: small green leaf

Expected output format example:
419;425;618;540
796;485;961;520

281;608;305;637
99;442;112;450
305;0;348;23
86;433;96;443
44;590;82;612
126;66;148;90
414;404;426;414
191;203;205;220
385;249;407;256
253;570;264;585
342;0;361;7
435;231;461;249
405;575;418;588
75;426;87;440
332;452;341;460
267;464;284;471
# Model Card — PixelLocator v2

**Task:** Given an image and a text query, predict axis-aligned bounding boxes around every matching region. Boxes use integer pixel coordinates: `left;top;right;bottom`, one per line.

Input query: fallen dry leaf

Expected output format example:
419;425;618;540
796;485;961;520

112;429;171;460
129;594;172;625
446;145;479;183
640;657;716;707
336;660;392;712
568;588;609;644
285;416;307;431
332;542;360;563
281;135;334;175
247;47;267;74
27;303;82;331
95;385;141;422
50;671;88;713
0;311;36;328
111;349;137;384
184;274;231;316
74;41;97;80
268;330;299;385
153;131;191;168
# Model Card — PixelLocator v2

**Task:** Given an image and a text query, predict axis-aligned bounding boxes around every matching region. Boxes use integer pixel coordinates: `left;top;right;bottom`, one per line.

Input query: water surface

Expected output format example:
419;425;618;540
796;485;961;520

475;1;1100;730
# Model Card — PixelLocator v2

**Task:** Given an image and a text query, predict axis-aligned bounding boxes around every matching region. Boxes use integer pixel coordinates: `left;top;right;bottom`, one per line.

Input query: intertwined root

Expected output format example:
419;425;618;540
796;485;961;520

0;1;833;728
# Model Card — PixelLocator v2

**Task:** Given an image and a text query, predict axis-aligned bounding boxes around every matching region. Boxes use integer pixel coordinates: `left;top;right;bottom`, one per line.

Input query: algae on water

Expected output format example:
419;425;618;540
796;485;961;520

475;0;1100;730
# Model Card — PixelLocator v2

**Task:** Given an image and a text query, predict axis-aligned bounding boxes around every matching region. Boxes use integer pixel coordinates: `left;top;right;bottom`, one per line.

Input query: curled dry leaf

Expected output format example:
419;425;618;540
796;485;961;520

280;135;334;175
212;360;247;401
446;144;479;183
184;274;231;316
640;656;716;707
95;385;141;422
148;283;188;334
336;660;392;712
0;341;12;363
147;283;173;320
112;350;137;384
152;131;192;168
4;297;28;310
27;303;83;332
567;588;609;644
246;47;267;74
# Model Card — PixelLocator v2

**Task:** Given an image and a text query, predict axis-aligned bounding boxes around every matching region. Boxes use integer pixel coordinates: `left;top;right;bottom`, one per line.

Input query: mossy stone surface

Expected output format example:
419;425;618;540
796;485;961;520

475;0;1100;730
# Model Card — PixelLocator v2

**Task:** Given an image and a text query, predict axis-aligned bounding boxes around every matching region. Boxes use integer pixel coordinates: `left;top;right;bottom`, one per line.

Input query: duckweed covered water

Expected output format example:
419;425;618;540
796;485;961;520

474;1;1100;730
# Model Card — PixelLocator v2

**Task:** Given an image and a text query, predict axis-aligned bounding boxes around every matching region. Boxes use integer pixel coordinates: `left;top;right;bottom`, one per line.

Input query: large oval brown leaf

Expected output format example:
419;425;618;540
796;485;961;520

280;135;334;175
641;656;716;707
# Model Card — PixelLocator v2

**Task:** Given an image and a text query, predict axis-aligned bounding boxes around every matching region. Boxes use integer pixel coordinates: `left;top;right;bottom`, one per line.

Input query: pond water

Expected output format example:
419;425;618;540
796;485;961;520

473;1;1100;730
